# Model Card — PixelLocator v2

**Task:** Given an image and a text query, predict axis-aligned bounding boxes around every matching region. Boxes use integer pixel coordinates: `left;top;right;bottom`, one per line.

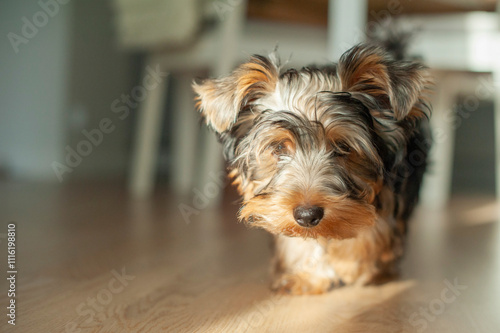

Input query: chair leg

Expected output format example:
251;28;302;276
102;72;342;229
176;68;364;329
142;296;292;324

327;0;367;60
129;58;168;198
421;72;456;208
493;68;500;201
171;73;199;198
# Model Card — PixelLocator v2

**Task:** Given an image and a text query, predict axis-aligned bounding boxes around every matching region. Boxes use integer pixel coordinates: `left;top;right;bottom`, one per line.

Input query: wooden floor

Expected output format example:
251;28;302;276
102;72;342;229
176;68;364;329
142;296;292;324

0;181;499;332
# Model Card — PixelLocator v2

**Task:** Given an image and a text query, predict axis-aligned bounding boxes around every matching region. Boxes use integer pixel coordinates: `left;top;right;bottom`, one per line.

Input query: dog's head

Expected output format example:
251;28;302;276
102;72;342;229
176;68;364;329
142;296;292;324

193;45;430;239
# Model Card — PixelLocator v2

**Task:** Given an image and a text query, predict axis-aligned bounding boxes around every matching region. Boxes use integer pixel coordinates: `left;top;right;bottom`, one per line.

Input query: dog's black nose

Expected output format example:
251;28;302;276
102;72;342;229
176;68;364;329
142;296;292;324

293;205;324;227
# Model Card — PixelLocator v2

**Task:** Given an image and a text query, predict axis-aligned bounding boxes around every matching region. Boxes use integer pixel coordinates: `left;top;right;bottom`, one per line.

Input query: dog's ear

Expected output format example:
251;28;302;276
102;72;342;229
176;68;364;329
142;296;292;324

337;45;430;121
193;55;279;133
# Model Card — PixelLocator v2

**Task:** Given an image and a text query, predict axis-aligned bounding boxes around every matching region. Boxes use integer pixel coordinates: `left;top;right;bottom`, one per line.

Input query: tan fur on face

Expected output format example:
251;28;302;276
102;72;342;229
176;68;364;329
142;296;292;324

240;191;376;239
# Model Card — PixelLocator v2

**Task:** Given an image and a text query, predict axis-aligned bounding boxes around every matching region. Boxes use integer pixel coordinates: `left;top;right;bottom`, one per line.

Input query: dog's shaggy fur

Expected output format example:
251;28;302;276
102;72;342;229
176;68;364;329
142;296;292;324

193;43;432;294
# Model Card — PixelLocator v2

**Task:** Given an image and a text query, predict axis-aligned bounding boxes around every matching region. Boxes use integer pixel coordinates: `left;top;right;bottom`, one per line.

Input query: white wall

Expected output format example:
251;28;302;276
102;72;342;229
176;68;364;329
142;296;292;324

0;0;71;180
0;0;137;182
63;0;137;180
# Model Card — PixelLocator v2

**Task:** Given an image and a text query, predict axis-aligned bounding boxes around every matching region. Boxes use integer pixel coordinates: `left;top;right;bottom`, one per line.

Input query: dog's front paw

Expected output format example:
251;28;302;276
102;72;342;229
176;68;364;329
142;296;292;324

271;273;335;295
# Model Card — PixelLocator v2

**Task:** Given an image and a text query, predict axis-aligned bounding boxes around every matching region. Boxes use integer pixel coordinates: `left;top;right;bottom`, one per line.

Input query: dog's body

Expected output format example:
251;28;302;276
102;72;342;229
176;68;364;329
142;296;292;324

193;43;431;294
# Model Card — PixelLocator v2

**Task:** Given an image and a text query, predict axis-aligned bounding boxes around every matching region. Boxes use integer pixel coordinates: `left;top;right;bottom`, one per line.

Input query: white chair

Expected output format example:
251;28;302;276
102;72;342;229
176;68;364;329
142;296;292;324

113;0;248;203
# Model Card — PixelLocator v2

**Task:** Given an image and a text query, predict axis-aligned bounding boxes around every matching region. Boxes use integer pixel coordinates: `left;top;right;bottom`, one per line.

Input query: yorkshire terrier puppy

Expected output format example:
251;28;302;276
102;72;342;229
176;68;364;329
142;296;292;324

193;42;431;295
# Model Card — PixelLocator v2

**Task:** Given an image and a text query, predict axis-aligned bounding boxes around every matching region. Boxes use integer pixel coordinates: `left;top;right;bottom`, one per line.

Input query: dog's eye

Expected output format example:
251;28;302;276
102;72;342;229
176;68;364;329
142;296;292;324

272;140;292;156
273;143;287;156
330;142;351;157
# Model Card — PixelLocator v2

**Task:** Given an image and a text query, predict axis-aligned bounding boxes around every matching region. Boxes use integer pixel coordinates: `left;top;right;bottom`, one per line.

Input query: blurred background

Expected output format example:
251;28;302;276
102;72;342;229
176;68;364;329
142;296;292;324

0;0;498;204
1;1;500;331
